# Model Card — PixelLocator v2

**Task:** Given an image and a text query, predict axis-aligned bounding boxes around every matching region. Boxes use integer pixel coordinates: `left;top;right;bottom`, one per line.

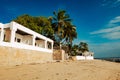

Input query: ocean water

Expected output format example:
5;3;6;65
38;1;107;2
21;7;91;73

95;57;120;63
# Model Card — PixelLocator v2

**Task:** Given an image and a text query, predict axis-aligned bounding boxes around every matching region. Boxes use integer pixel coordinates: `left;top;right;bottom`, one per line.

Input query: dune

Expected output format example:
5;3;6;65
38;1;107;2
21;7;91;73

0;60;120;80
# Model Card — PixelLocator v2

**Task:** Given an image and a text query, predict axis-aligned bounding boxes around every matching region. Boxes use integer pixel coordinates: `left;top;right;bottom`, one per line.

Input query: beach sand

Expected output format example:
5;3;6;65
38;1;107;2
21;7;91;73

0;60;120;80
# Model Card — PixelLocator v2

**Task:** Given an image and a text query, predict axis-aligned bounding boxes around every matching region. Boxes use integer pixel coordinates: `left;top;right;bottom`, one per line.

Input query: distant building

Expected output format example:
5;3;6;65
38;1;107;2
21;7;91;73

0;21;53;53
76;51;94;60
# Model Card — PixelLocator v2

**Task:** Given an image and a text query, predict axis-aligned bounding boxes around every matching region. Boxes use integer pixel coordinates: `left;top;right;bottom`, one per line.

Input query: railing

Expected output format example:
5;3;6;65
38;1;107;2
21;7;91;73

0;42;53;53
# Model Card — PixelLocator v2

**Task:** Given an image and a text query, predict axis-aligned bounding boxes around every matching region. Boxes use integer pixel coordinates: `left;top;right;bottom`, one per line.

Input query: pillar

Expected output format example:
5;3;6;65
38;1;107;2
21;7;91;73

10;24;17;43
51;41;54;50
32;35;36;46
0;27;4;42
10;29;16;43
45;40;47;49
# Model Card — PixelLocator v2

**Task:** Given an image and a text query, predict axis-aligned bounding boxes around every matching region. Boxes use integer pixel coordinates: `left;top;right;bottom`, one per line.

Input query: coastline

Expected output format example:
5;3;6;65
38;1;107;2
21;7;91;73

95;57;120;63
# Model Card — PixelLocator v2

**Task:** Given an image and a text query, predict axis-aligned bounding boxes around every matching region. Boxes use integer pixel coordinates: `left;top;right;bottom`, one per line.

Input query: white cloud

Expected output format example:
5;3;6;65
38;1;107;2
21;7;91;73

90;16;120;40
116;0;120;3
90;15;120;58
102;0;120;8
90;26;120;34
102;31;120;39
108;16;120;27
109;16;120;24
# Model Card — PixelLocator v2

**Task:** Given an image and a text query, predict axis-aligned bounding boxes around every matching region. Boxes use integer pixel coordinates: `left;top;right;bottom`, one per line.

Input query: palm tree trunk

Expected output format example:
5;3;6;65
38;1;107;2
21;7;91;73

60;42;61;50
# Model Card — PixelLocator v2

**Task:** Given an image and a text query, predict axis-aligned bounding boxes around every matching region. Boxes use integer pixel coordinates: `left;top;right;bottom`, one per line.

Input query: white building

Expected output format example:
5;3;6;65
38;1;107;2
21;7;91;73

0;21;53;53
76;51;94;60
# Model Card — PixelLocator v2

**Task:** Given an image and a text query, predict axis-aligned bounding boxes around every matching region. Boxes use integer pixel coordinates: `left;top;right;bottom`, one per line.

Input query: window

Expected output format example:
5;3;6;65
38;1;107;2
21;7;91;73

17;38;21;43
15;37;16;41
3;35;6;41
26;40;29;44
47;42;52;49
15;37;21;43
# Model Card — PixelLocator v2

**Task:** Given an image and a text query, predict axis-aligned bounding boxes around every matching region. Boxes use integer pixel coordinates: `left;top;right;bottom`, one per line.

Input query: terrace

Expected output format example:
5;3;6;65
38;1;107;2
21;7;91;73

0;21;53;53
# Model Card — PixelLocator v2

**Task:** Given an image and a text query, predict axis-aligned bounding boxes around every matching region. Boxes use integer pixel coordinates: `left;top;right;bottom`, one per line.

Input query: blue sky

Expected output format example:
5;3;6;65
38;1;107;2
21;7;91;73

0;0;120;58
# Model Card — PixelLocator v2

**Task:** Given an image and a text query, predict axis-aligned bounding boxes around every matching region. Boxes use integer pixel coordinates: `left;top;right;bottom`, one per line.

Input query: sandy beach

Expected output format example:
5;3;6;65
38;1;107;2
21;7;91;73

0;60;120;80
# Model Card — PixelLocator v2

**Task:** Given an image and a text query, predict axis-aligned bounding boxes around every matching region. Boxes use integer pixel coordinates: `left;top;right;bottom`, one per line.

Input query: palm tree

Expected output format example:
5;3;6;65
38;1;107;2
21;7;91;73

52;9;72;48
63;23;77;43
63;23;77;55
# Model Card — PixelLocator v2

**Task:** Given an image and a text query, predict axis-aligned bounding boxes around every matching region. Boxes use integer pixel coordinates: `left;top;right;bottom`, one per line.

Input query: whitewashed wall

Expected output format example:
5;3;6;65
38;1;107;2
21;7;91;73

76;56;94;60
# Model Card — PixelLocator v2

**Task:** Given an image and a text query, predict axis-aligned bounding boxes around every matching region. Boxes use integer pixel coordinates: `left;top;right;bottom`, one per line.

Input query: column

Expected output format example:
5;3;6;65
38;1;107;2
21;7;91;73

45;40;47;49
0;28;4;42
32;35;36;46
10;29;16;43
51;41;54;50
0;23;4;42
10;26;17;43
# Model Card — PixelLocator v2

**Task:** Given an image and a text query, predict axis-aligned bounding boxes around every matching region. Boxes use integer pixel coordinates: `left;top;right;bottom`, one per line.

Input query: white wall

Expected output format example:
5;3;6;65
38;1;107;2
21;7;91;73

15;33;23;43
76;56;94;60
23;35;33;45
35;40;45;48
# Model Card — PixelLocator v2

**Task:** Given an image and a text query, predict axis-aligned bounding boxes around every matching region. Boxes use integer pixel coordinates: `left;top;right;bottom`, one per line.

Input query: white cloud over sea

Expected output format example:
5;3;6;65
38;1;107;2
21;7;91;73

90;16;120;40
90;16;120;58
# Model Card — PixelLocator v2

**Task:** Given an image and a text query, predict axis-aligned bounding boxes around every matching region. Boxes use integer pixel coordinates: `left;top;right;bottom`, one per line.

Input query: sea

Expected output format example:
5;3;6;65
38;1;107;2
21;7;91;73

95;57;120;63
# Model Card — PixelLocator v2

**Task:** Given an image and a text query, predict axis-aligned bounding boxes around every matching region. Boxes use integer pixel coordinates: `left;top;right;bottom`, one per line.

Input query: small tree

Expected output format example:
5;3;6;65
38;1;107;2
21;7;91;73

71;44;79;56
79;42;89;60
71;42;89;56
79;42;89;53
13;14;54;39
